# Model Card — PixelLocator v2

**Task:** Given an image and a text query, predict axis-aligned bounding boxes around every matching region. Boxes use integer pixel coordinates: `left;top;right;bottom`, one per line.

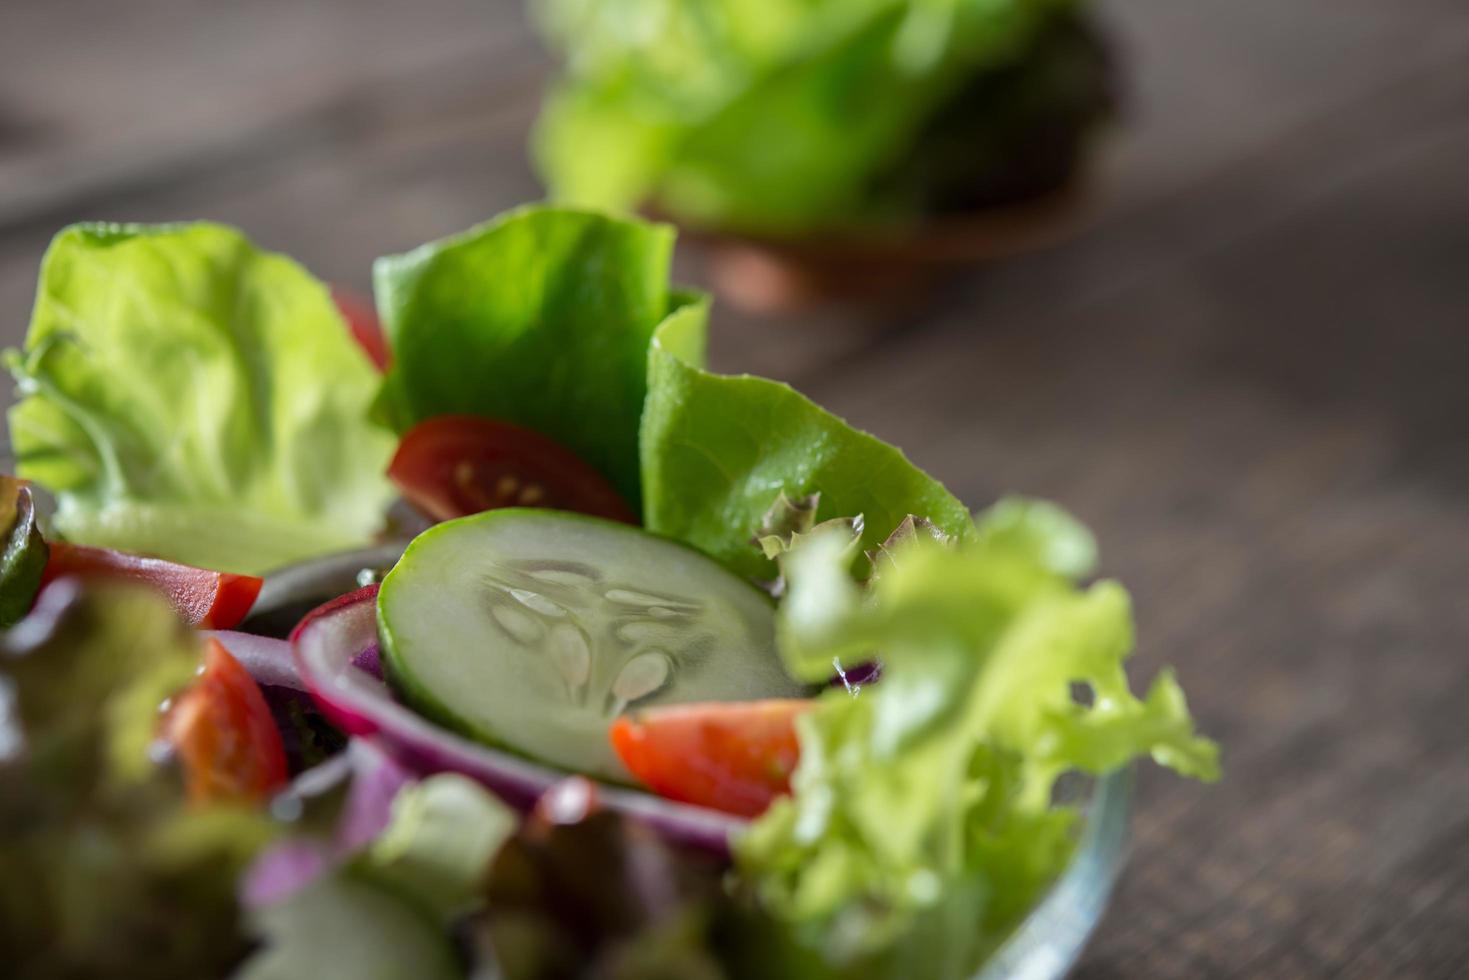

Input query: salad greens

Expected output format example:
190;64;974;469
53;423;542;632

641;301;975;579
1;203;1217;979
738;518;1218;966
533;0;1114;235
5;223;396;575
0;581;274;978
373;206;684;508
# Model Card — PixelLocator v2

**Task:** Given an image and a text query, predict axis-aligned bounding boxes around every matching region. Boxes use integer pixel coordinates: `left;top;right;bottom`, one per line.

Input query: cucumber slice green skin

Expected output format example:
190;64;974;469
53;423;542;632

379;509;805;783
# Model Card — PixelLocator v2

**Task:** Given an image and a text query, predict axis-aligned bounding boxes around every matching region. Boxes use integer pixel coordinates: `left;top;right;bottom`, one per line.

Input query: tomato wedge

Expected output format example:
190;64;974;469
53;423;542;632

332;285;391;371
166;639;289;806
42;543;262;629
388;415;637;524
609;700;813;817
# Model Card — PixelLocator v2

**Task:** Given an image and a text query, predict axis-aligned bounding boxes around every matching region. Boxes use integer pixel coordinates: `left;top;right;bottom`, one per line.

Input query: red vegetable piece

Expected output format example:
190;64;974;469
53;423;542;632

166;639;290;806
609;700;813;818
388;415;637;525
42;542;262;629
332;285;391;372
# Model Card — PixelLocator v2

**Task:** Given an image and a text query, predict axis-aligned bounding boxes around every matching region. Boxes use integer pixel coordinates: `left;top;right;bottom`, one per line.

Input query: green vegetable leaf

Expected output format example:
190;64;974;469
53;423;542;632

0;479;48;628
365;773;516;921
236;868;463;980
736;524;1218;968
971;495;1096;580
3;579;204;790
641;303;975;579
5;222;396;575
0;581;275;978
374;206;683;508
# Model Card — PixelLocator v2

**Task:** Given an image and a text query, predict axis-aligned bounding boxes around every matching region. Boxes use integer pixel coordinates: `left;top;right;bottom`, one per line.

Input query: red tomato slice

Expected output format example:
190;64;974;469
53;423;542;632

388;415;637;525
42;543;262;629
332;285;391;372
609;699;813;817
166;639;289;806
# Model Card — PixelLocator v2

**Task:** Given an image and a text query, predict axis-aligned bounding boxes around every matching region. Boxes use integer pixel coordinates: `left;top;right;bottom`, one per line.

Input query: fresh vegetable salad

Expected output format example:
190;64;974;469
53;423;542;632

1;206;1216;979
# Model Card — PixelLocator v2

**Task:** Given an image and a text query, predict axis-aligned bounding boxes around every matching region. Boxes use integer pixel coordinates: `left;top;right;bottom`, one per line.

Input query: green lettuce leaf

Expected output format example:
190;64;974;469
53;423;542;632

534;0;1102;234
236;868;463;980
736;516;1218;969
373;206;683;508
641;302;974;579
1;581;276;978
5;222;396;575
970;495;1096;580
365;773;516;921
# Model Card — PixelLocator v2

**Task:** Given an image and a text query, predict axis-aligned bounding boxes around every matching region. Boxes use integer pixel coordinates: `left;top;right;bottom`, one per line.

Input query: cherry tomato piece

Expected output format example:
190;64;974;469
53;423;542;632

166;639;290;806
332;286;391;372
609;699;813;817
42;542;262;629
388;415;637;524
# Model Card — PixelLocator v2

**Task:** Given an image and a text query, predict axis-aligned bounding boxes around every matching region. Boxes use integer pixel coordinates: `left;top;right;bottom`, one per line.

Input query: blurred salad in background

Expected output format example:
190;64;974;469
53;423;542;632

2;205;1214;979
532;0;1117;238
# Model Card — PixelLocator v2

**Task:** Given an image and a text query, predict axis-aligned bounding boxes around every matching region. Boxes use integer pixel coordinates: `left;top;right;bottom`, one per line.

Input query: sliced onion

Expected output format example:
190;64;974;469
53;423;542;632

205;629;304;692
290;586;744;854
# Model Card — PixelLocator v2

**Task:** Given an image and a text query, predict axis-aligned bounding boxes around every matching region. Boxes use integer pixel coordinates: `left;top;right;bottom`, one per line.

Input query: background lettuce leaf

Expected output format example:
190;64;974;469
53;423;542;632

641;302;975;579
5;223;395;575
374;206;681;508
534;0;1105;234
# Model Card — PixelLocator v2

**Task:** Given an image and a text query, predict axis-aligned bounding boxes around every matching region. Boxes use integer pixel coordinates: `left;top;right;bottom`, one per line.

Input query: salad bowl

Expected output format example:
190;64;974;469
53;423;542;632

0;205;1210;979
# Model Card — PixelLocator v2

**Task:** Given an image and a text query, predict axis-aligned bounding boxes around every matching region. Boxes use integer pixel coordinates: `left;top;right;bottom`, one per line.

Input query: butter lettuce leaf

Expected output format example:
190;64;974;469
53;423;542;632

5;223;395;575
641;302;974;579
373;206;681;508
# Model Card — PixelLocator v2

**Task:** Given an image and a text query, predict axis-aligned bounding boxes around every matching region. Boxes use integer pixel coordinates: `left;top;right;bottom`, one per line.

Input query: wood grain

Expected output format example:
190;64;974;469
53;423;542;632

1;0;1467;976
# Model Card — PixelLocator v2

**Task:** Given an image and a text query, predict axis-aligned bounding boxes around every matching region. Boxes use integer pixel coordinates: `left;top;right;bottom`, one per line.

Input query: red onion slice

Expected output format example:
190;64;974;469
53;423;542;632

205;629;304;692
290;586;743;854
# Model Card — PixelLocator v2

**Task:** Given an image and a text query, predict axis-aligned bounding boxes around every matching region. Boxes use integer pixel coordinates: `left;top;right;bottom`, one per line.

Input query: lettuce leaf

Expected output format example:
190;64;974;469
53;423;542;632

1;581;275;978
534;0;1100;234
4;223;396;575
641;302;974;579
236;868;463;980
373;206;683;508
735;514;1218;968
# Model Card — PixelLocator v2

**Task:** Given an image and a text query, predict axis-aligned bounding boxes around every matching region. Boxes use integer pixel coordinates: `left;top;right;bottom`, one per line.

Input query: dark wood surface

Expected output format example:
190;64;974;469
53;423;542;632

3;1;1467;976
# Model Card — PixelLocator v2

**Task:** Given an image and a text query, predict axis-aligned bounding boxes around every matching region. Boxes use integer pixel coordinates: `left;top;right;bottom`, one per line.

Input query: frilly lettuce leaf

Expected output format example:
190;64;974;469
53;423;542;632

373;206;686;509
4;223;396;575
736;512;1218;966
971;495;1096;580
641;303;975;579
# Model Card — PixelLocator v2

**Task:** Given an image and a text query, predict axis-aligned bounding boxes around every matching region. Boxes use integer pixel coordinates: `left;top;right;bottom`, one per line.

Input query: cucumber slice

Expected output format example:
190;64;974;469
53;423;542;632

378;509;804;781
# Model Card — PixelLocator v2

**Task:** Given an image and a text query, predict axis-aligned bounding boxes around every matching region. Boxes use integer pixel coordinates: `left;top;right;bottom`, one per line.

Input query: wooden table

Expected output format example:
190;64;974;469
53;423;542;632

2;1;1467;976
